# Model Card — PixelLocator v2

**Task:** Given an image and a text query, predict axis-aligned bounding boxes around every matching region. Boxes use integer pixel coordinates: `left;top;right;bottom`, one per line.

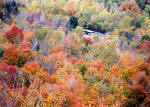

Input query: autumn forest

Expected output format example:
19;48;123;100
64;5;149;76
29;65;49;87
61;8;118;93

0;0;150;107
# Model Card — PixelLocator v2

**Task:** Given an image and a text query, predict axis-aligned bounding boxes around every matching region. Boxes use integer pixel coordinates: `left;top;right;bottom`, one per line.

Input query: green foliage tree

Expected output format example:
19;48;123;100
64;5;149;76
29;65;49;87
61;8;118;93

69;16;79;28
35;25;52;41
119;16;132;29
145;5;150;17
135;0;149;10
131;16;145;29
140;34;150;42
92;10;119;32
93;47;118;67
79;65;87;76
52;30;63;43
75;26;84;37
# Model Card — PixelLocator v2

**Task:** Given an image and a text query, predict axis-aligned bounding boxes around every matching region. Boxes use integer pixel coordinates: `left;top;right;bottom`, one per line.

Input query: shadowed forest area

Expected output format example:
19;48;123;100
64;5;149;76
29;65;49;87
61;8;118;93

0;0;150;107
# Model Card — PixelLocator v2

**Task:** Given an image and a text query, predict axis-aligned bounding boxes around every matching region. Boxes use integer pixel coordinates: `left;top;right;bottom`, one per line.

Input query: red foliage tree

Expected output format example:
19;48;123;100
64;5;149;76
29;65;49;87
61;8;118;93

131;72;150;91
139;40;150;53
5;26;24;45
0;63;18;88
144;97;150;107
82;37;93;46
125;71;150;106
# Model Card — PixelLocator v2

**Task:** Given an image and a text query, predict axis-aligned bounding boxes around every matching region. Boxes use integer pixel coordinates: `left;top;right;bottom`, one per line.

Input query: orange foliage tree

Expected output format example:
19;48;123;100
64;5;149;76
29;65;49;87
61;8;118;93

2;42;35;66
2;45;20;65
120;1;142;18
18;41;35;66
